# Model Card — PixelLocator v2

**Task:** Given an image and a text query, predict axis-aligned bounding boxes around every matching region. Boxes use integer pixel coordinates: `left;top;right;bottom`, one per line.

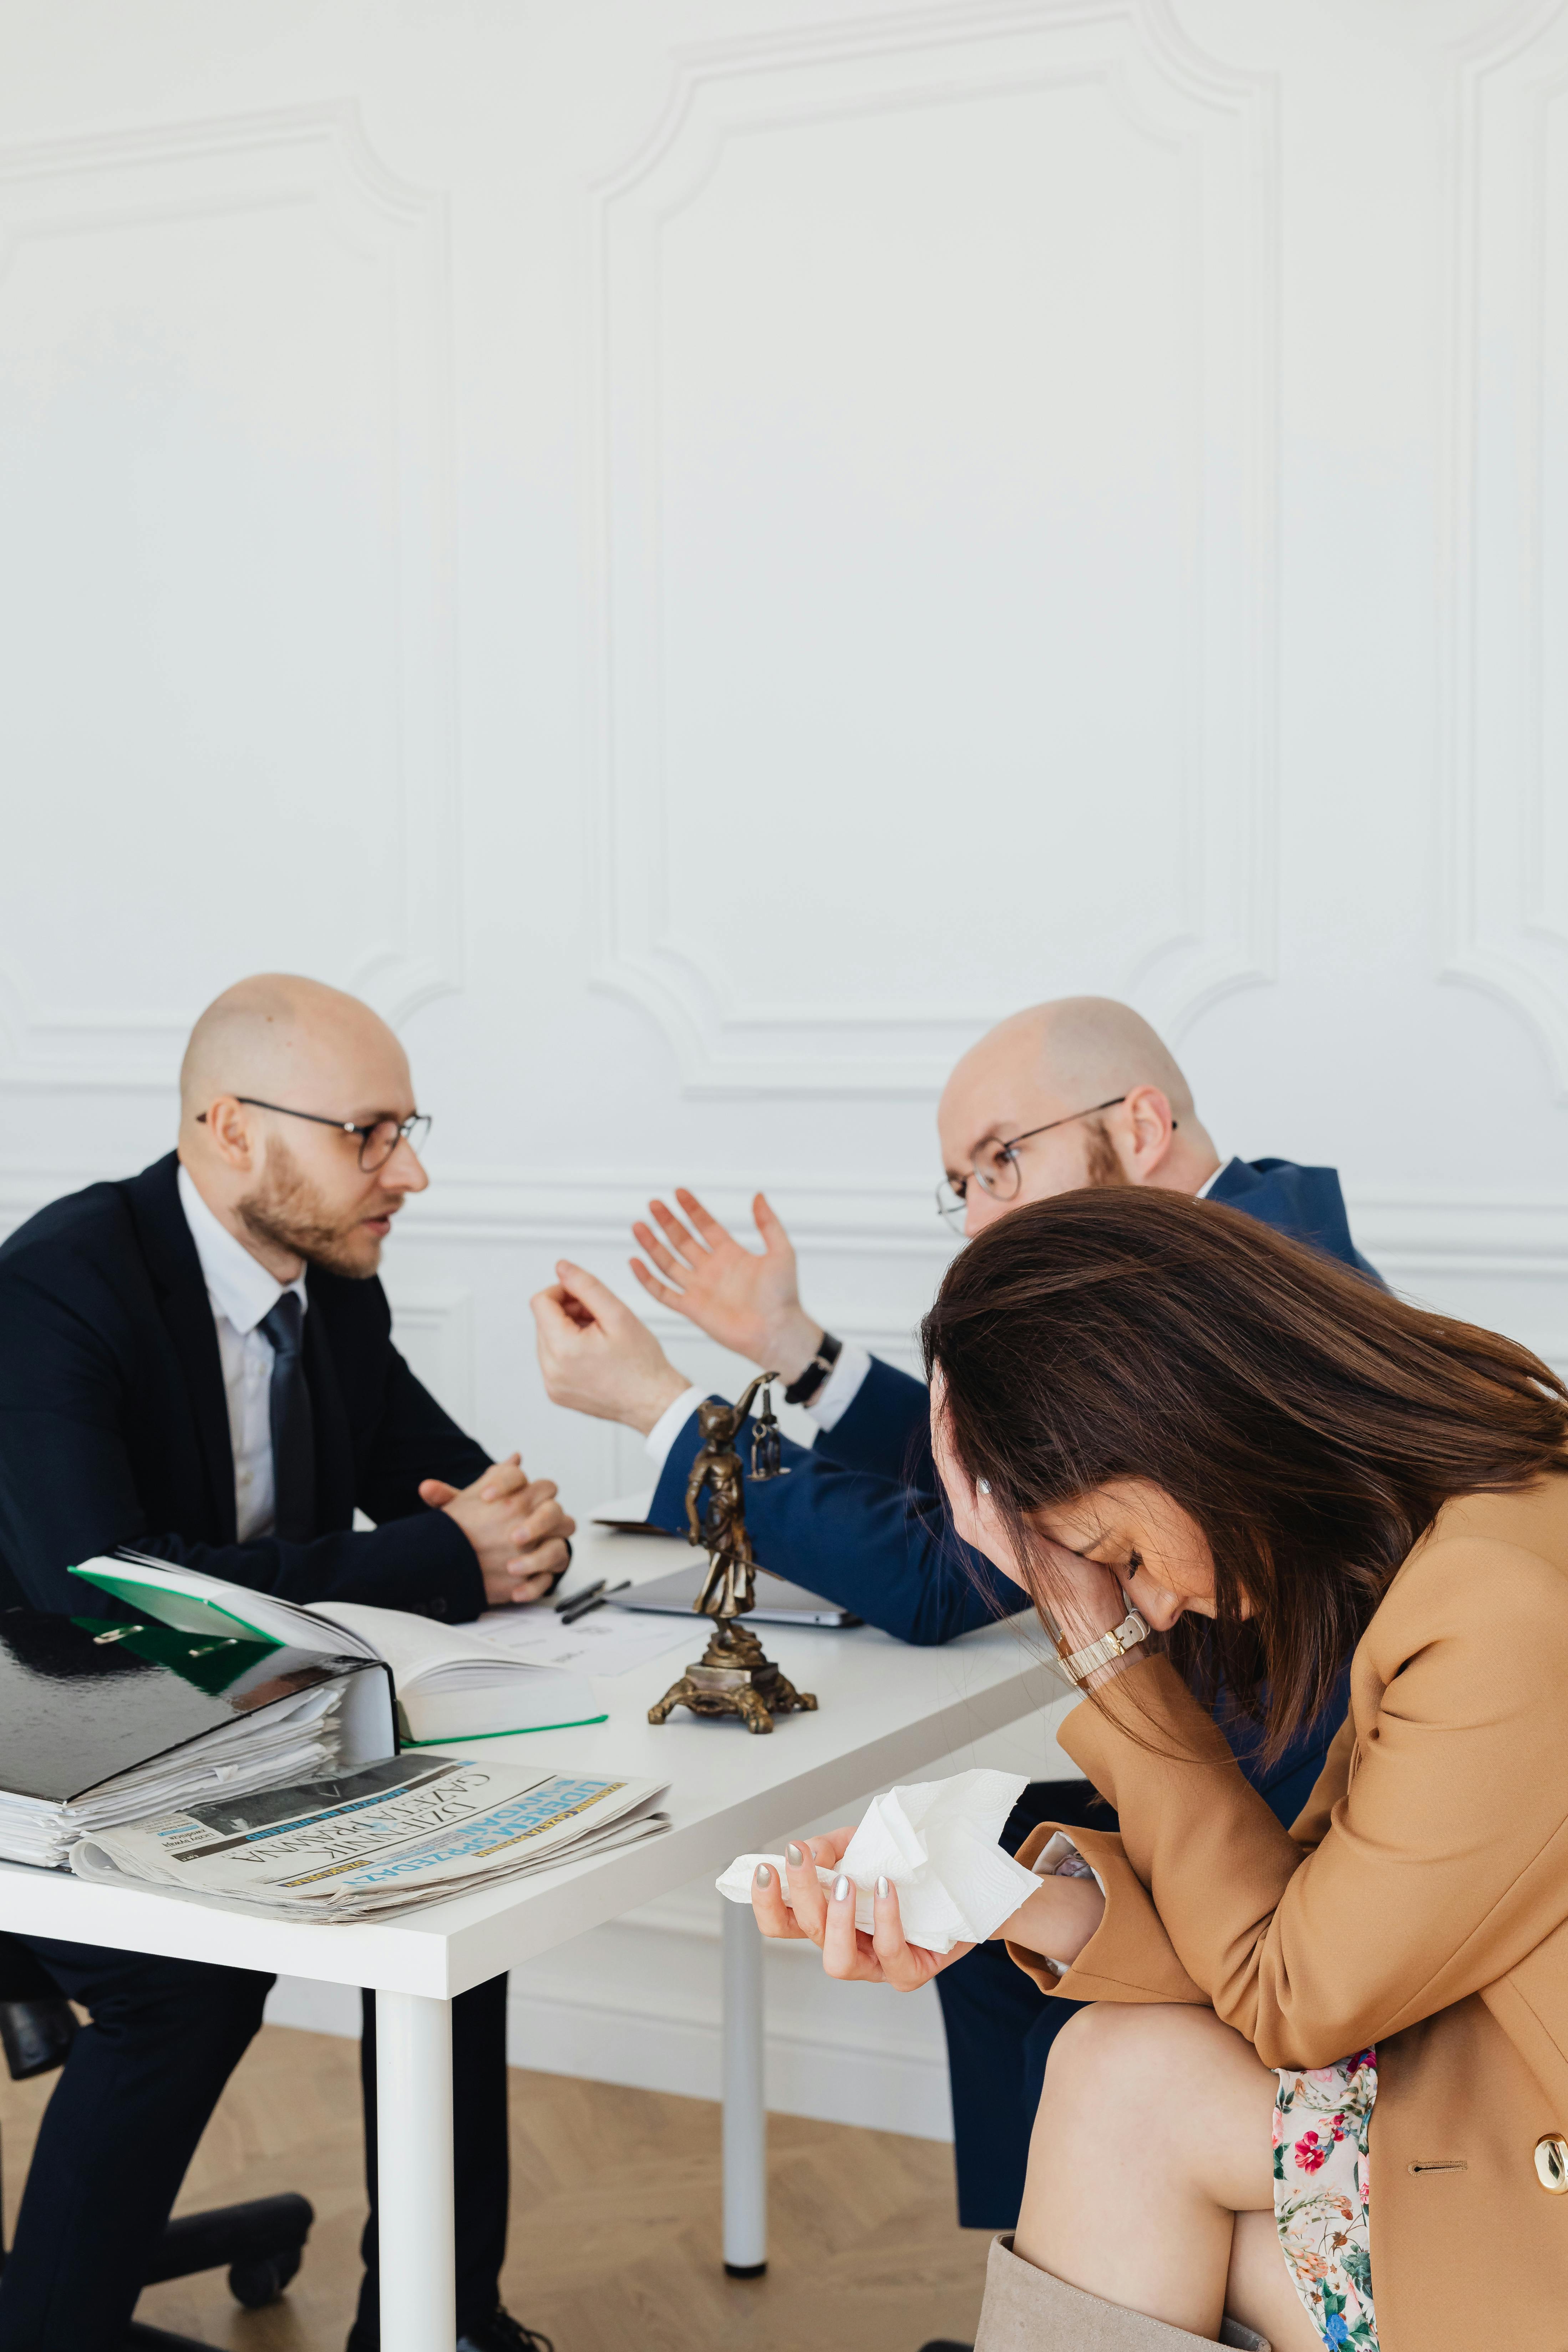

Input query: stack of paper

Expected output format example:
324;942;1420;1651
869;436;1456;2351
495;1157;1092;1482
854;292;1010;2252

0;1683;346;1869
72;1750;671;1920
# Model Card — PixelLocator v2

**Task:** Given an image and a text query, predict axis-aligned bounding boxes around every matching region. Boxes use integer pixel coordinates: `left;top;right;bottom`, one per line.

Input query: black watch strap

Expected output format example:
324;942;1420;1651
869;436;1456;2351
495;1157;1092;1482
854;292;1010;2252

783;1330;842;1408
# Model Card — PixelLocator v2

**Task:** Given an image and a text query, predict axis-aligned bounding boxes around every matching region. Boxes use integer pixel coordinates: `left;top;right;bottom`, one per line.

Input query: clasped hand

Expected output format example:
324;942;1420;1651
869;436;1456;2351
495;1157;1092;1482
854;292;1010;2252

417;1454;575;1606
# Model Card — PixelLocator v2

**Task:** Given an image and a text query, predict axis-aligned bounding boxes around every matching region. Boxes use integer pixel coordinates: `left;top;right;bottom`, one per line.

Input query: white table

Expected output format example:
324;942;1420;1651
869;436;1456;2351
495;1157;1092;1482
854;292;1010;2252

0;1512;1066;2352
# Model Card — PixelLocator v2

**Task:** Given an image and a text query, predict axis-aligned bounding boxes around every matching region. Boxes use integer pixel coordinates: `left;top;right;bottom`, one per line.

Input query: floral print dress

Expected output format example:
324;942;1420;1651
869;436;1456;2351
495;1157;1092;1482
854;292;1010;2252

1272;2049;1379;2348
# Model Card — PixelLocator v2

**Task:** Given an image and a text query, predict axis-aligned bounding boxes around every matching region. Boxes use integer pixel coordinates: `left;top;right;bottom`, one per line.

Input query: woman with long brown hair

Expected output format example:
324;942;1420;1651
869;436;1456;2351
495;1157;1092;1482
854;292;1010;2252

750;1189;1568;2350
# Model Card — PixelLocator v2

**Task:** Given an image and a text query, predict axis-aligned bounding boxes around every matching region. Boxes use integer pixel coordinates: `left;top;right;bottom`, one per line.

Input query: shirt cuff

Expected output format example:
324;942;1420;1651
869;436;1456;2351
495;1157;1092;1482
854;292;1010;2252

1030;1830;1105;1975
807;1339;873;1432
644;1385;706;1476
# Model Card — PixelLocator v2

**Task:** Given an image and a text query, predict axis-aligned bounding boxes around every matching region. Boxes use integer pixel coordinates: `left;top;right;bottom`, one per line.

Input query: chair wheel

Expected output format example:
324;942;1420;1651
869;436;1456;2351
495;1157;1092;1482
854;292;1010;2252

228;2245;302;2308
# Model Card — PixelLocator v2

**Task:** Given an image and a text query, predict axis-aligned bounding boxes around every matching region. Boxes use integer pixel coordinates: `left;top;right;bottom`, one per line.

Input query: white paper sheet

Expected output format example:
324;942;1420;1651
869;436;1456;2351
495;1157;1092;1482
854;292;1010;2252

475;1603;696;1678
716;1767;1044;1952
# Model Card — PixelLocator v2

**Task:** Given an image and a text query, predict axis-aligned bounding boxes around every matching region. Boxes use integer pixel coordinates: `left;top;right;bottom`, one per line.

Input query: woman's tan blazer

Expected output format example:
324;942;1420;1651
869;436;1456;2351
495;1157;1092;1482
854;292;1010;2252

1007;1478;1568;2351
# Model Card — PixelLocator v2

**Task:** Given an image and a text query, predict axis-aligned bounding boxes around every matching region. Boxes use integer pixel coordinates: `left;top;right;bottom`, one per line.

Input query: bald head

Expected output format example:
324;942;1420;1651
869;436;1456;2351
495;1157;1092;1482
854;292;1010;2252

938;996;1218;1236
966;996;1197;1124
179;973;401;1125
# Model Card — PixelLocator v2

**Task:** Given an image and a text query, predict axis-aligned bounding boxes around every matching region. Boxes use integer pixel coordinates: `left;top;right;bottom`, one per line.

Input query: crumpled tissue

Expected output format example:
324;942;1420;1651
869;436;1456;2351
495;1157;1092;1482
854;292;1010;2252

715;1768;1045;1953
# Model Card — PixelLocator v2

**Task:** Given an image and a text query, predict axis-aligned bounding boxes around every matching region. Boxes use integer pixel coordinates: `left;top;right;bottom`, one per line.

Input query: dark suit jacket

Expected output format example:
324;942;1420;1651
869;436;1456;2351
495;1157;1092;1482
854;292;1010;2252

648;1156;1374;1808
0;1152;489;1621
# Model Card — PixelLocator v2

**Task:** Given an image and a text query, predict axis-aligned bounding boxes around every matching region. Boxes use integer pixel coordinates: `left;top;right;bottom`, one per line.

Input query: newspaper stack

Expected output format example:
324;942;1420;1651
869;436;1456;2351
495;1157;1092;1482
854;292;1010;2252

70;1750;670;1920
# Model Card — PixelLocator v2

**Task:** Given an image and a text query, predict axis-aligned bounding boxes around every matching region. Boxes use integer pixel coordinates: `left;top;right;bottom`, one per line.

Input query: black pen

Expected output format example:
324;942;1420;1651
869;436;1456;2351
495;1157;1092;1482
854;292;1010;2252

555;1577;604;1615
560;1580;630;1625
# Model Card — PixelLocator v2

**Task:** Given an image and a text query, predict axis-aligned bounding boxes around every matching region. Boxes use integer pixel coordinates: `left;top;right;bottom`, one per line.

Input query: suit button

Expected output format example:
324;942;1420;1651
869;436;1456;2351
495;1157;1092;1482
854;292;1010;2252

428;1598;447;1618
1534;2135;1568;2192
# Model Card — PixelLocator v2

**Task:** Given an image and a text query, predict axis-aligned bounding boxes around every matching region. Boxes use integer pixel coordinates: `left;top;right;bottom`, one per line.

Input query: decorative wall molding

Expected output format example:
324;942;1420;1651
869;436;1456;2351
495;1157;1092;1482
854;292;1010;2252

410;1170;1568;1283
586;0;1280;1094
1441;1;1568;1095
397;1166;958;1256
7;1163;1568;1288
0;101;461;1091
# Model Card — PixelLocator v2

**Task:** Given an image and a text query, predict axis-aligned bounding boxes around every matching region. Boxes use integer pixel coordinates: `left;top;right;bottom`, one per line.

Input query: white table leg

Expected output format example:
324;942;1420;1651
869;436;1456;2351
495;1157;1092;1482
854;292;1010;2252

376;1989;456;2352
721;1896;767;2276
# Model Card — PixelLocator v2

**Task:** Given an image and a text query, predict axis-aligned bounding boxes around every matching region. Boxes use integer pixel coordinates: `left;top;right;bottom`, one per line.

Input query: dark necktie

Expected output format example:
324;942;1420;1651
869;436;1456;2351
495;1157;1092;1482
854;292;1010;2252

259;1293;316;1544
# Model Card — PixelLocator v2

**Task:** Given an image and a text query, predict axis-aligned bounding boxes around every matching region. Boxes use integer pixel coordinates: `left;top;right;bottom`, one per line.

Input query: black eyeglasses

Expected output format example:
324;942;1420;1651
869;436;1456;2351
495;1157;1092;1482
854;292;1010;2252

936;1095;1131;1231
197;1098;432;1173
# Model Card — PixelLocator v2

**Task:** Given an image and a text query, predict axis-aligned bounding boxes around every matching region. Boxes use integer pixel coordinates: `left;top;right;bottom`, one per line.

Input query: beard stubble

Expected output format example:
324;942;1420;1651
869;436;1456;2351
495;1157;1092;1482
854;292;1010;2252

237;1138;391;1279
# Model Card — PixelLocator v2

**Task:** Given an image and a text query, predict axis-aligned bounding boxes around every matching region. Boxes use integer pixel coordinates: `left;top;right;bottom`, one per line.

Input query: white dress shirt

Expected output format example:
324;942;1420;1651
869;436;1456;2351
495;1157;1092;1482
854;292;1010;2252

177;1163;307;1541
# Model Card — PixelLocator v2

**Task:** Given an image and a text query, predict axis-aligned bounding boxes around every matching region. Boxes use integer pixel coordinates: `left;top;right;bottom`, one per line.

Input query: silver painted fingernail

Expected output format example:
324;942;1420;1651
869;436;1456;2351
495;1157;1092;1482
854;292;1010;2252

786;1842;805;1867
834;1874;851;1902
754;1864;772;1888
877;1876;890;1898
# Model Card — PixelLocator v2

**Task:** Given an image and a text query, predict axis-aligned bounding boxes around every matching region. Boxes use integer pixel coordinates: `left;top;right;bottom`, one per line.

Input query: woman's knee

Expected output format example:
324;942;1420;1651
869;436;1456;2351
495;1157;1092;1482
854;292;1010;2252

1037;2003;1249;2138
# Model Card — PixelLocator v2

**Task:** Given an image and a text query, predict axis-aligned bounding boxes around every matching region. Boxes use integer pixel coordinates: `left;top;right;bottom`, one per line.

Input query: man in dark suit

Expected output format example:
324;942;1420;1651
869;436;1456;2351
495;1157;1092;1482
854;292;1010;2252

0;973;571;2352
530;996;1376;2269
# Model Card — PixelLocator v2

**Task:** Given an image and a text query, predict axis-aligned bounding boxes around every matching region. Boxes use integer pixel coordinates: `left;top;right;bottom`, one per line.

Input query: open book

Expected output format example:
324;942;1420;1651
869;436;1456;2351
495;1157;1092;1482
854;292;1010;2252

67;1555;607;1747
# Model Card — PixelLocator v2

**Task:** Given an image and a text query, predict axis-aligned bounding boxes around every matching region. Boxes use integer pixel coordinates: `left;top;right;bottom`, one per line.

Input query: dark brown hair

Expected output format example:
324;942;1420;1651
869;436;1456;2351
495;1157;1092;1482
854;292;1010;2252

922;1188;1568;1758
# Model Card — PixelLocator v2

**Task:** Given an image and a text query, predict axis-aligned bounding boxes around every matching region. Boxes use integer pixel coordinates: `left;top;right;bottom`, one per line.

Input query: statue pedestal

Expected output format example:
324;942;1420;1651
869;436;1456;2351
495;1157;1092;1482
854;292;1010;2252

648;1617;817;1736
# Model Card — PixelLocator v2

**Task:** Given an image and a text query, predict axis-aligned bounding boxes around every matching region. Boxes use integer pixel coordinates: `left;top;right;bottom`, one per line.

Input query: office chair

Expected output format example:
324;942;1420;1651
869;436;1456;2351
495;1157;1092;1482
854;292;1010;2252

0;1936;314;2351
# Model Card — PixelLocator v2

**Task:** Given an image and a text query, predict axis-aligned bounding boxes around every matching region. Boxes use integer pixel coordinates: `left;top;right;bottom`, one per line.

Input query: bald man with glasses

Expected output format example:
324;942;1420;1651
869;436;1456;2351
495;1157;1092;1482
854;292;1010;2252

534;996;1375;1651
0;973;566;2352
533;995;1378;2282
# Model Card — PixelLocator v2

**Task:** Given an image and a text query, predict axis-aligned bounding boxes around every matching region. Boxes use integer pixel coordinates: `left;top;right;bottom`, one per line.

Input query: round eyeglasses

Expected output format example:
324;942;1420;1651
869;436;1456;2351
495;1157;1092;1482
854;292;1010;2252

935;1095;1128;1232
197;1097;432;1173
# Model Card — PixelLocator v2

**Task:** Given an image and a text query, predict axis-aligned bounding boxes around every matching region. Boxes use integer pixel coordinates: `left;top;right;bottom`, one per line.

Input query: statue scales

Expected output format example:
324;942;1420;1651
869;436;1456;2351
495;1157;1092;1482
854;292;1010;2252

646;1373;817;1735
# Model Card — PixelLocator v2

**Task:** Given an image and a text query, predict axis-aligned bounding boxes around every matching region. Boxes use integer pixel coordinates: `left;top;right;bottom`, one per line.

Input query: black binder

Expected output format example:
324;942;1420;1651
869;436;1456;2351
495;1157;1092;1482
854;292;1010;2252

0;1611;395;1805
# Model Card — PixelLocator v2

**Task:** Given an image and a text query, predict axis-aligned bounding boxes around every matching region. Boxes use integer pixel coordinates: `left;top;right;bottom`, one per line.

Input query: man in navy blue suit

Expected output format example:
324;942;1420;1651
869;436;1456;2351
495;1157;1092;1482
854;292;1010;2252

533;996;1377;2258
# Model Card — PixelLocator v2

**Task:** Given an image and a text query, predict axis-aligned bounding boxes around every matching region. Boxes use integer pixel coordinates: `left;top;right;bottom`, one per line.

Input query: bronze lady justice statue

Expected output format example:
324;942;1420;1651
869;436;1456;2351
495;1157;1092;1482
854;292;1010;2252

647;1374;817;1734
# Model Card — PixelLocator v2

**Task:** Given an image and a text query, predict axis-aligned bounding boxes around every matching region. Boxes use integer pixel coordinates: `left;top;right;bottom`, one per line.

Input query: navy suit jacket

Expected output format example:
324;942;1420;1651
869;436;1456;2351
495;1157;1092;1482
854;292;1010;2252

648;1157;1375;1813
0;1152;489;1621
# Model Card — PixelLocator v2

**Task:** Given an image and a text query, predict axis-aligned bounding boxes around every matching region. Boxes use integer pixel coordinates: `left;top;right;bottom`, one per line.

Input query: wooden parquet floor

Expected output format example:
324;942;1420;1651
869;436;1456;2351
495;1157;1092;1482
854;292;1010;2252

0;2025;988;2352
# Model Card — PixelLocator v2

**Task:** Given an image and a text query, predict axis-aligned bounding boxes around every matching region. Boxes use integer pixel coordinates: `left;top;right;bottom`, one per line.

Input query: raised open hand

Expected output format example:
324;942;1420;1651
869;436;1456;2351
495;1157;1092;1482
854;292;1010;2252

629;1188;822;1379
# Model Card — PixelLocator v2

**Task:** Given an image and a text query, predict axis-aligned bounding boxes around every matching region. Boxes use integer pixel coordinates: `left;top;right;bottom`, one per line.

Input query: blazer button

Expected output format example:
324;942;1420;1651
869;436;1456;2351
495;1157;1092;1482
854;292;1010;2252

1534;2134;1568;2192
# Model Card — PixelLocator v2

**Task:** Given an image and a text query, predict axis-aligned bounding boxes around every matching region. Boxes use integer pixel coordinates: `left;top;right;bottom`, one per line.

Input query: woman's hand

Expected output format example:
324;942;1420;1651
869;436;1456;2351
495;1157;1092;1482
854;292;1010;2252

749;1831;972;1989
750;1827;1108;1987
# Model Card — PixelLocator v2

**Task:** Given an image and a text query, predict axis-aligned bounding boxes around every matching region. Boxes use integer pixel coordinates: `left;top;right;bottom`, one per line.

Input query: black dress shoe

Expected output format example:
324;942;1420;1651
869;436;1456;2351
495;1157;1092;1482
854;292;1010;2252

456;2309;554;2352
916;2341;973;2350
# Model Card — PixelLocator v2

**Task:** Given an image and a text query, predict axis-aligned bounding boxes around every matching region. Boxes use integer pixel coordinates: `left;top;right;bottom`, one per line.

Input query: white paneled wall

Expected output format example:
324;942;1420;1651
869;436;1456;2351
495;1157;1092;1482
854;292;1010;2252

4;0;1568;2135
